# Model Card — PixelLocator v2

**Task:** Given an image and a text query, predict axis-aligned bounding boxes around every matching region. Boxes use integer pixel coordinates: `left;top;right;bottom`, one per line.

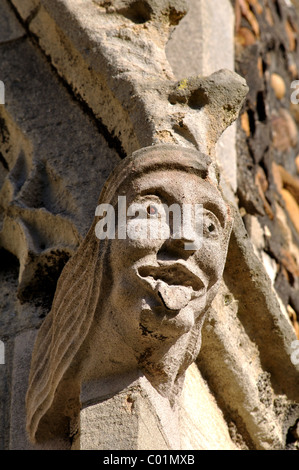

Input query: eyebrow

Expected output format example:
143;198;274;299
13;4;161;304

139;187;176;205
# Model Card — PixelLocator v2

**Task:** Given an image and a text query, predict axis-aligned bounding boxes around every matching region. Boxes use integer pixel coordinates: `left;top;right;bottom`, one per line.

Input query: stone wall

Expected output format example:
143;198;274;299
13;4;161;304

0;0;298;450
235;0;299;333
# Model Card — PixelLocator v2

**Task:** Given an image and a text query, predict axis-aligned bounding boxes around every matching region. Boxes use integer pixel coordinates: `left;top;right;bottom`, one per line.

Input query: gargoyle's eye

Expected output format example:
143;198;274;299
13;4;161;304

147;204;158;216
203;211;220;238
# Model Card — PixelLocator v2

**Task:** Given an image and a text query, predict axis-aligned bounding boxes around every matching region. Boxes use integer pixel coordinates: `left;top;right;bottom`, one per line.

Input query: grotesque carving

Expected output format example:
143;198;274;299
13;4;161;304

26;144;233;444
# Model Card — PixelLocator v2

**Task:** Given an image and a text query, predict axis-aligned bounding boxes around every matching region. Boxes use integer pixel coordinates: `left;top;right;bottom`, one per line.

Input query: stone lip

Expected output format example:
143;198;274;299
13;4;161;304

137;262;206;311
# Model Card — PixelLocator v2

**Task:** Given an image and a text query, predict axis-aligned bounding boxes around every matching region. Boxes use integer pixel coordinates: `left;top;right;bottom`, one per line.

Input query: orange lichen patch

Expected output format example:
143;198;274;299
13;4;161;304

281;248;299;279
287;305;299;339
236;27;257;46
255;166;274;219
248;0;263;15
281;189;299;233
277;164;299;202
272;162;283;192
270;73;286;100
265;6;274;26
285;20;297;52
241;111;251;137
257;56;263;77
272;109;298;152
235;0;260;38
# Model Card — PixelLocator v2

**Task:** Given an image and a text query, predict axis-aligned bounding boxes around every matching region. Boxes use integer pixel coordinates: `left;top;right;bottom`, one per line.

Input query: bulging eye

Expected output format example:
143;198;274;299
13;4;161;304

208;222;216;233
127;197;165;221
203;212;220;238
147;204;159;217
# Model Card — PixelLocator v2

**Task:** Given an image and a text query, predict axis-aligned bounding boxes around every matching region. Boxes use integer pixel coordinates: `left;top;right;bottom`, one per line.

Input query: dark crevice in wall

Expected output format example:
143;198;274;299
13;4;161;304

0;152;9;171
24;4;41;27
7;0;127;160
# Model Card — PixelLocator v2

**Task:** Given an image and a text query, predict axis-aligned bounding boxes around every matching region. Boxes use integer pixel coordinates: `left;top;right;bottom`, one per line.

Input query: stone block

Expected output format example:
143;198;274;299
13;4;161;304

0;0;25;43
166;0;237;191
180;363;237;450
77;374;180;450
10;0;40;21
0;34;121;305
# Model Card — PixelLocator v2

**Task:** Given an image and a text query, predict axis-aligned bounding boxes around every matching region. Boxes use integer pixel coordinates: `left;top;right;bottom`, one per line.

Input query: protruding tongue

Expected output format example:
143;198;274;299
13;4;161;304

156;281;193;311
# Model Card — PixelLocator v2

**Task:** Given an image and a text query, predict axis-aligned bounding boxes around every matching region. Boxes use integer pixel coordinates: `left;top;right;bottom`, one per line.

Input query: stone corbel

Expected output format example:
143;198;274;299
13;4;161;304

24;0;248;156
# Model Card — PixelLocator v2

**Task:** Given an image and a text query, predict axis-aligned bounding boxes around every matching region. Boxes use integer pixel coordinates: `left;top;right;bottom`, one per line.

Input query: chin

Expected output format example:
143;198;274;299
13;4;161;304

138;299;204;341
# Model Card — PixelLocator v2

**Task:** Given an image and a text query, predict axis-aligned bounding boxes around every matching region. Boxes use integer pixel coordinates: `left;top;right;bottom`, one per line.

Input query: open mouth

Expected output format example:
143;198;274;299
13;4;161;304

137;263;205;311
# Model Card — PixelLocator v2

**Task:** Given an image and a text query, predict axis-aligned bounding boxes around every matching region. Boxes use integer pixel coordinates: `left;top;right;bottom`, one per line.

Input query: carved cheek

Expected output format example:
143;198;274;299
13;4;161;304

194;238;226;287
125;218;170;251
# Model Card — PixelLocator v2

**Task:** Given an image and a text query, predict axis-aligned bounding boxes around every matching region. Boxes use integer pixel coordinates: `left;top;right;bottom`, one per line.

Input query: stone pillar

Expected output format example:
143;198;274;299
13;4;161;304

166;0;237;193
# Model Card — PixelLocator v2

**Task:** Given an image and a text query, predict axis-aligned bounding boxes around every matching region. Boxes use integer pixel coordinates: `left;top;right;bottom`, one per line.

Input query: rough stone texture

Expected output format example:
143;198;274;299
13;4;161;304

9;330;37;450
0;0;120;450
166;0;238;192
167;0;235;78
234;0;299;352
24;0;248;159
198;276;298;450
235;0;299;331
0;0;298;451
180;363;237;450
0;16;120;307
166;0;237;192
77;374;180;450
10;0;40;21
26;144;234;447
0;0;25;43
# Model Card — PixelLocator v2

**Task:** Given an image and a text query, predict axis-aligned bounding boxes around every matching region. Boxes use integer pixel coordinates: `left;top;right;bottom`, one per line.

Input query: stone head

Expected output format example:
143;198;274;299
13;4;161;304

26;144;233;443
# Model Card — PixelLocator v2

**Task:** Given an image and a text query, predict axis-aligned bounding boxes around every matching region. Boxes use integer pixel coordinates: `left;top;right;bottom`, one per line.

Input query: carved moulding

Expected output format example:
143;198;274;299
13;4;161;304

26;144;234;446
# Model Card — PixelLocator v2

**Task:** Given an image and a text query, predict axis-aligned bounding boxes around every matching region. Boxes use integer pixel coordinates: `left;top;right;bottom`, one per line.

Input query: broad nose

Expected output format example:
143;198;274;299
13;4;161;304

171;232;202;253
157;230;201;262
171;216;202;252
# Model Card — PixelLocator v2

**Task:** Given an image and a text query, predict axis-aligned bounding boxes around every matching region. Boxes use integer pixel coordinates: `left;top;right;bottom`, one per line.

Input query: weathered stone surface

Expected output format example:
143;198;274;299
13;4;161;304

166;0;235;78
0;34;120;307
25;0;248;158
0;0;25;43
0;0;121;450
225;210;299;402
9;330;37;449
10;0;40;21
26;144;234;446
77;373;180;450
1;0;299;452
235;0;299;354
198;277;297;450
180;363;237;450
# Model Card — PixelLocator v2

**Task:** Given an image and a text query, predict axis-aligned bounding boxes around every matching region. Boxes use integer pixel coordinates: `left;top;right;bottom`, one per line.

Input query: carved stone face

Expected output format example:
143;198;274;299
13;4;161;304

108;168;230;357
26;145;233;443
